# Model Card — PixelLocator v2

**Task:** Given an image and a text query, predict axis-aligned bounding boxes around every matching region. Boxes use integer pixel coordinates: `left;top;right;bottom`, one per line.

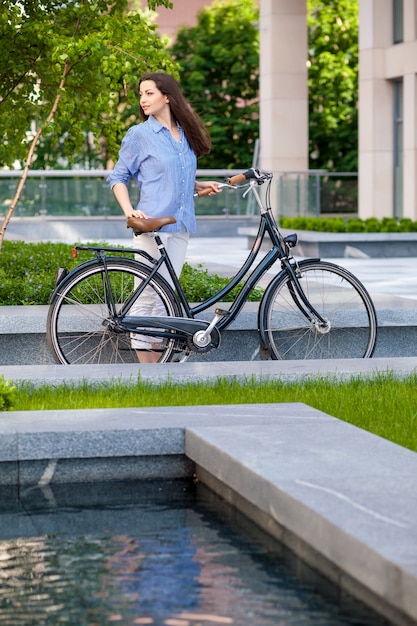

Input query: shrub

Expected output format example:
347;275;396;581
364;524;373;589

321;218;346;232
0;241;263;306
380;217;401;233
180;263;263;302
0;241;94;305
346;218;365;233
364;217;380;232
280;216;346;232
399;218;414;232
0;376;16;411
279;216;417;233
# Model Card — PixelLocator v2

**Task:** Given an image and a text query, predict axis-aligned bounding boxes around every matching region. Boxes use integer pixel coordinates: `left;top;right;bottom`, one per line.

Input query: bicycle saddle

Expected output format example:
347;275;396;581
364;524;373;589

127;215;176;234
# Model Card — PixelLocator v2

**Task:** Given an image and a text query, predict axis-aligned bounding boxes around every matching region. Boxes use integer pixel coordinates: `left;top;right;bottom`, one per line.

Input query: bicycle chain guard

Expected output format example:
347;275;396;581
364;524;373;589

189;326;221;353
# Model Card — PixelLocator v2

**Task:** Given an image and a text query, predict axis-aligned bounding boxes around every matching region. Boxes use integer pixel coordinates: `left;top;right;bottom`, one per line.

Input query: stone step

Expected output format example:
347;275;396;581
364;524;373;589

1;305;416;365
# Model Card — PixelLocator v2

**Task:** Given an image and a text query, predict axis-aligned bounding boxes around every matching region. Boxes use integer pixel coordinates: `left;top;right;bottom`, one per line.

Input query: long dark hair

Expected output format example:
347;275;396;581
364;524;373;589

138;72;211;158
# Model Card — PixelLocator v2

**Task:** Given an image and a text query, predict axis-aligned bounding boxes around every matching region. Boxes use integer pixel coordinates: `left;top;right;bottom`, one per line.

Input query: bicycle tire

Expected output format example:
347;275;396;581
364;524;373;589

47;258;182;364
259;260;377;360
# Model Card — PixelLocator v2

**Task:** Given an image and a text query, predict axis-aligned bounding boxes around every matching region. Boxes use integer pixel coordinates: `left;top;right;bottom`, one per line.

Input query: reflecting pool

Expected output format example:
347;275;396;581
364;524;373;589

0;479;388;625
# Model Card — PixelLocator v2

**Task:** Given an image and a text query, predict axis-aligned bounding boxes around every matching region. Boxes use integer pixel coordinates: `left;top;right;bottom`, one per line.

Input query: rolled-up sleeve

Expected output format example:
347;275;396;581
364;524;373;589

106;127;142;189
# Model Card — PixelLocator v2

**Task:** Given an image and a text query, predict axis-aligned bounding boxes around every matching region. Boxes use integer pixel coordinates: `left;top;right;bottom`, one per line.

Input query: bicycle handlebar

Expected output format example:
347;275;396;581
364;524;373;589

195;187;214;197
195;168;272;197
227;172;247;185
227;168;272;185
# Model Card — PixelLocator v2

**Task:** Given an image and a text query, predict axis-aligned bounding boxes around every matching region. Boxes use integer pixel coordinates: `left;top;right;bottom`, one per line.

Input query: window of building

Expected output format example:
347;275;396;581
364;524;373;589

393;0;404;43
393;79;403;218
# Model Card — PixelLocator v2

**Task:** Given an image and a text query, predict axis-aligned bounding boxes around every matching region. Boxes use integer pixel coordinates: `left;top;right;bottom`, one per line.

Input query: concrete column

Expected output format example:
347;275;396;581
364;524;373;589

259;0;308;171
403;0;417;42
358;0;394;219
402;1;417;219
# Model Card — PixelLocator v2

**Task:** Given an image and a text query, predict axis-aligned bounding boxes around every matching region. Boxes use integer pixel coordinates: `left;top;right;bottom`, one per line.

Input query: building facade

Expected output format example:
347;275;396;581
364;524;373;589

359;0;417;220
260;0;417;220
138;0;212;40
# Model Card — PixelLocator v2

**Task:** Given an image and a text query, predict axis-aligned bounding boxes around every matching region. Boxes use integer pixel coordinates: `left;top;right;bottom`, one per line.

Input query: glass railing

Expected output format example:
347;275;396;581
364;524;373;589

276;170;358;217
0;169;358;218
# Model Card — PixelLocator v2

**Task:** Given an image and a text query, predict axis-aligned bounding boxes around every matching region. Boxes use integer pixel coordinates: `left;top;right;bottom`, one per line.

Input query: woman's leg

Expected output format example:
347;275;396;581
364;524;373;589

131;230;189;363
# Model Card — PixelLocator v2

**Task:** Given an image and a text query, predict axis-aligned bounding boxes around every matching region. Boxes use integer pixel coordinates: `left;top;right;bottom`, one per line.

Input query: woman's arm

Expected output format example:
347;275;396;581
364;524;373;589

112;183;151;219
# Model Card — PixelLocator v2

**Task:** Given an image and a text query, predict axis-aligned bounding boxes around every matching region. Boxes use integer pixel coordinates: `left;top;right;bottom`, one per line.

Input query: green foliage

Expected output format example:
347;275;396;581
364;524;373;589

308;0;359;171
0;376;16;411
346;218;365;233
0;0;177;169
0;241;263;305
279;216;346;232
0;242;93;305
362;217;380;232
1;0;360;174
180;262;263;303
279;216;417;233
170;0;259;168
12;373;417;452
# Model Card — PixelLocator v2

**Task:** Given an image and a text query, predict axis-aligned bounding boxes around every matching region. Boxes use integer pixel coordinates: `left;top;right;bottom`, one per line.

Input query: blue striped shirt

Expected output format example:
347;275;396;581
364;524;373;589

107;115;197;233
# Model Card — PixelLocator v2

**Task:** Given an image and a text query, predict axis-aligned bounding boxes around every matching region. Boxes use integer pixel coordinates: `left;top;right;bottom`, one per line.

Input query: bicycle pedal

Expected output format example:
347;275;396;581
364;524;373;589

214;308;231;317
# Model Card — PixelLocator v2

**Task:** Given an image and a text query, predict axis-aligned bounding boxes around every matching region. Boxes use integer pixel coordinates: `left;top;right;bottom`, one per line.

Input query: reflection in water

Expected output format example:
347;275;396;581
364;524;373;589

0;480;387;626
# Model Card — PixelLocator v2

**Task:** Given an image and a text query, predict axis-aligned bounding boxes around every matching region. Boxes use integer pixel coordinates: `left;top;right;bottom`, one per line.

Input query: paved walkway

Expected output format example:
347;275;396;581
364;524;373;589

185;236;417;305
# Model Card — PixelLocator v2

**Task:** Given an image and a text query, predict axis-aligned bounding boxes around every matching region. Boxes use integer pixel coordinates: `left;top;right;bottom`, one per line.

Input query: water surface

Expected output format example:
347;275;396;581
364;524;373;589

0;479;388;625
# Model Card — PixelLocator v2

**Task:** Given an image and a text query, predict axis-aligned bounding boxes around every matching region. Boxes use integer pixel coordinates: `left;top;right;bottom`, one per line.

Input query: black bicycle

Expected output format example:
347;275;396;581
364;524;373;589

47;168;378;364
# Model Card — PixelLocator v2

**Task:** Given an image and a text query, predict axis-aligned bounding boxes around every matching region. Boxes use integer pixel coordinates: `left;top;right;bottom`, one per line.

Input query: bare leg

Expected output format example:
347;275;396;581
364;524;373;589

132;231;189;364
136;349;160;364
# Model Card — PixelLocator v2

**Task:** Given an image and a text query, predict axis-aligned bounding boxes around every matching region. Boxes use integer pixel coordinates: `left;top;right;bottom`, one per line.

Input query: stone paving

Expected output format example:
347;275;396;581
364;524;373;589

185;236;417;303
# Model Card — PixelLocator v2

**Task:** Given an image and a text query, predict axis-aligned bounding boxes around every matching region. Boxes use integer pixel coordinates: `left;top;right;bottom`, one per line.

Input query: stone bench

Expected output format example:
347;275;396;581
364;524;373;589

239;226;417;258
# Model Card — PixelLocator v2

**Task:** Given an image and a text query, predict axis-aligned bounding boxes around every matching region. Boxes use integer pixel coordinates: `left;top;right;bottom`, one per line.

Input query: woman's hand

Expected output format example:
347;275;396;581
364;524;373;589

194;180;222;196
129;209;152;219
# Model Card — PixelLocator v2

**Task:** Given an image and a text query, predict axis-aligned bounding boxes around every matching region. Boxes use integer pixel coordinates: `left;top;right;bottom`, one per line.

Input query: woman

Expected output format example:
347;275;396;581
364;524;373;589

107;72;220;362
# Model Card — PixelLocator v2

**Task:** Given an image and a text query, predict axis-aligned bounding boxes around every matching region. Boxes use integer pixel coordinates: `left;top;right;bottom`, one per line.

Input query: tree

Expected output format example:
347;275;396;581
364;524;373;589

0;0;175;249
308;0;359;172
170;0;259;169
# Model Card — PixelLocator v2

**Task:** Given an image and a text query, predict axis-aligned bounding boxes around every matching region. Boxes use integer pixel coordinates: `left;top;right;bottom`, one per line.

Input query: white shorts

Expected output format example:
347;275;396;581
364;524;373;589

130;230;189;350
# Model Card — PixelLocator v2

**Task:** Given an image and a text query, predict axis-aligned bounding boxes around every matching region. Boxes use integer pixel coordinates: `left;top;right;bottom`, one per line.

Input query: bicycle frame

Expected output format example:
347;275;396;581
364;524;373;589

74;176;328;348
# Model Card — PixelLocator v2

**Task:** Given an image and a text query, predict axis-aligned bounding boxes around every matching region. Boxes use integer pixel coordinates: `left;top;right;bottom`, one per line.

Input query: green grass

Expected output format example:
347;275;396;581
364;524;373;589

9;373;417;453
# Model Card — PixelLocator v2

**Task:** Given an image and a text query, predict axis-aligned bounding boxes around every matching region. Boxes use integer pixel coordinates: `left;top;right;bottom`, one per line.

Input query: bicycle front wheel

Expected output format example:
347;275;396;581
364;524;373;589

260;260;377;360
47;259;182;364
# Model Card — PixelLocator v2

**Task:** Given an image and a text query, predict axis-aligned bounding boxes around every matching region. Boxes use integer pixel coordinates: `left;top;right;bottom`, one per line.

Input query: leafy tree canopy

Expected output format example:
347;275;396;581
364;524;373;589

0;0;175;247
308;0;359;172
170;0;259;169
0;0;176;169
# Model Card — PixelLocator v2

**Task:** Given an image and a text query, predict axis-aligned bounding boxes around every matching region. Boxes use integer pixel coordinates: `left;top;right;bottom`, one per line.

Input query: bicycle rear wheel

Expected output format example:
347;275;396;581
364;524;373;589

47;259;182;364
260;260;377;359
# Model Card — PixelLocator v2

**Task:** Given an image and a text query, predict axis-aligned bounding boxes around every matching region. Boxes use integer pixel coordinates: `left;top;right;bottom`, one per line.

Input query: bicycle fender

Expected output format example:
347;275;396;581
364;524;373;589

49;258;103;303
49;257;179;310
